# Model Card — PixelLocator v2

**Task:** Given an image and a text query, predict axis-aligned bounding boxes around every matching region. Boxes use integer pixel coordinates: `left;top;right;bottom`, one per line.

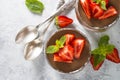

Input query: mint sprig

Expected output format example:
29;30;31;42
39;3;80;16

100;0;107;10
25;0;44;14
56;36;66;48
91;35;115;66
46;36;66;54
93;54;105;67
92;44;115;56
93;0;107;10
98;35;109;46
46;45;59;54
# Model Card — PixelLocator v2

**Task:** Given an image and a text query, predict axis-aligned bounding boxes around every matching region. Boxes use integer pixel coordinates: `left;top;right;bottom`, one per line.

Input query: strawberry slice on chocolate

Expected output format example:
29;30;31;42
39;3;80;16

72;38;85;59
80;0;91;19
98;6;118;20
55;15;73;28
54;53;72;63
58;45;74;61
90;3;104;18
64;34;75;45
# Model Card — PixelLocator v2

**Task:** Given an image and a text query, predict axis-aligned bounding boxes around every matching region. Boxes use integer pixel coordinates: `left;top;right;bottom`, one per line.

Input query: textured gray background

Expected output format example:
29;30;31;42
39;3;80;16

0;0;120;80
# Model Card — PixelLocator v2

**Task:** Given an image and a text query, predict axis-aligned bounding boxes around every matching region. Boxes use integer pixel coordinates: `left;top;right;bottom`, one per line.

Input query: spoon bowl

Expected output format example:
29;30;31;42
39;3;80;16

15;25;38;44
24;38;43;60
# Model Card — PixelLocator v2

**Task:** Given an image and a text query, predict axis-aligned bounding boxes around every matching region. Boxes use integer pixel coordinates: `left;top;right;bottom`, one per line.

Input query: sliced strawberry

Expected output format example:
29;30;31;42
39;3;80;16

72;38;85;59
90;55;104;70
90;3;104;18
54;53;72;63
106;48;120;63
58;45;74;61
89;0;95;4
64;34;75;45
80;0;91;19
55;16;73;28
98;6;118;20
105;0;109;6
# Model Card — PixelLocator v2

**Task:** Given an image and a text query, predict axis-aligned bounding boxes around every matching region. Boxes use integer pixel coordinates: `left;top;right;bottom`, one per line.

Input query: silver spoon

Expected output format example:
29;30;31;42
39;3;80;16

24;0;76;60
15;0;73;44
24;18;53;60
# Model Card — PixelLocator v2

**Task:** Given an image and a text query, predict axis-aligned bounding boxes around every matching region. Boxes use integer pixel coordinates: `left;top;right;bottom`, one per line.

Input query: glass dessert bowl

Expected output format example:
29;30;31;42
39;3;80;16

44;28;91;73
75;0;120;32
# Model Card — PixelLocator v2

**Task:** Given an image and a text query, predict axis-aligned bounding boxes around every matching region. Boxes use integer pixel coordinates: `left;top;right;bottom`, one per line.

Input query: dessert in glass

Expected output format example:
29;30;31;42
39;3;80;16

75;0;120;32
44;28;91;73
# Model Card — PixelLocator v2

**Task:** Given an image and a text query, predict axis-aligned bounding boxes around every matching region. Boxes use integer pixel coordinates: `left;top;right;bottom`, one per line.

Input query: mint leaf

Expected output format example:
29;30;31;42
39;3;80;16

59;36;66;46
56;36;66;48
105;44;115;54
98;35;109;46
96;0;101;4
100;0;107;10
91;44;115;56
93;54;105;67
56;40;63;48
93;0;101;4
46;45;59;54
25;0;44;14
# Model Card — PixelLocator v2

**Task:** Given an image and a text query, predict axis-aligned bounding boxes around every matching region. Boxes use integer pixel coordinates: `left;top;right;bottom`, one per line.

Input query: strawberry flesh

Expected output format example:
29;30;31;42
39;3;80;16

90;55;104;70
106;48;120;63
54;53;72;63
90;3;104;18
72;38;85;59
80;0;91;19
65;34;75;45
98;6;118;20
58;45;74;61
55;16;73;28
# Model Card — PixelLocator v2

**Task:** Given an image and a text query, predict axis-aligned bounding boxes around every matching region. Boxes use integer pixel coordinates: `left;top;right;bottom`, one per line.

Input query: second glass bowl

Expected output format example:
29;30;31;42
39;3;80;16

75;0;120;32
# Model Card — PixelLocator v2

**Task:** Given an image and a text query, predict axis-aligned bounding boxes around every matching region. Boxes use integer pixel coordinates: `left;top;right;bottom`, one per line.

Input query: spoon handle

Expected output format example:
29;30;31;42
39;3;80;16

36;0;76;29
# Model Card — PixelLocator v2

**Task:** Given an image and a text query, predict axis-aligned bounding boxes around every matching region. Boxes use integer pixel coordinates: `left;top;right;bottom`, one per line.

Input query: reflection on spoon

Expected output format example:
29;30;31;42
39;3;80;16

15;26;38;44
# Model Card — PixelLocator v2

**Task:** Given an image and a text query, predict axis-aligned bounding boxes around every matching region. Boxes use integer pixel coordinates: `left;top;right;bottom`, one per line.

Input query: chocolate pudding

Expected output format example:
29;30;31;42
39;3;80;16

45;28;91;73
75;0;120;32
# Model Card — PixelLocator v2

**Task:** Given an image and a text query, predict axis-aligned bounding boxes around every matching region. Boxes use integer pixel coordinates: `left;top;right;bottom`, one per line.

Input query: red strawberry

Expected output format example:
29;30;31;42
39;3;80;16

54;53;72;63
65;34;75;45
106;48;120;63
90;55;104;70
105;0;109;6
98;6;118;20
90;3;104;18
80;0;91;19
72;38;85;59
58;45;74;61
55;16;73;28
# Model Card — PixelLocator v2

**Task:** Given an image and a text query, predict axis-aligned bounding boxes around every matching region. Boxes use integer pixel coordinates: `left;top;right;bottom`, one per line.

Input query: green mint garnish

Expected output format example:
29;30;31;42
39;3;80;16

100;0;107;10
58;36;66;48
25;0;44;14
92;44;115;56
93;0;107;10
93;54;105;67
98;35;109;46
46;35;66;54
91;35;115;66
46;45;59;54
